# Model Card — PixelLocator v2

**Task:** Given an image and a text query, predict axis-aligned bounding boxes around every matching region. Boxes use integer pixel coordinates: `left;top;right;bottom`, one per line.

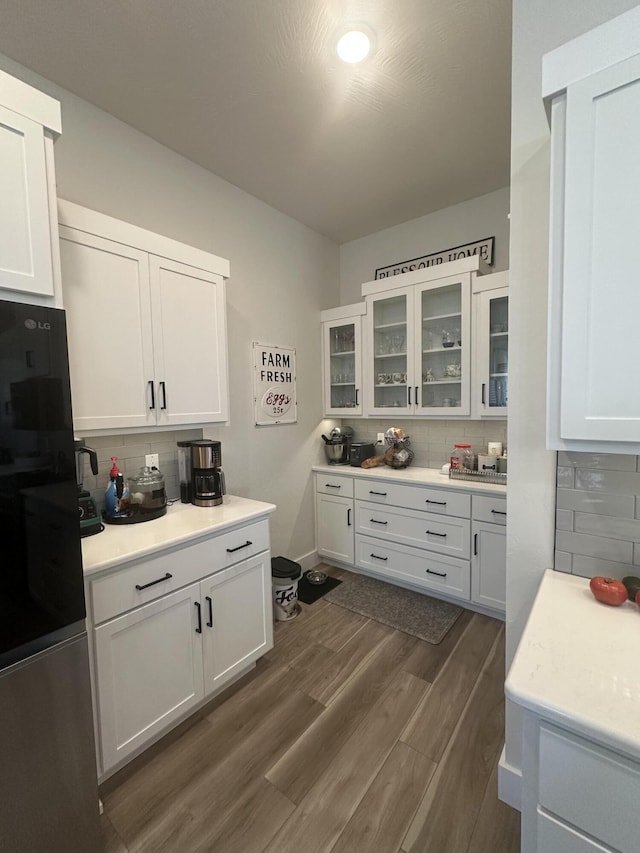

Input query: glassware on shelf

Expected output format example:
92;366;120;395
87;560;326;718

442;329;454;348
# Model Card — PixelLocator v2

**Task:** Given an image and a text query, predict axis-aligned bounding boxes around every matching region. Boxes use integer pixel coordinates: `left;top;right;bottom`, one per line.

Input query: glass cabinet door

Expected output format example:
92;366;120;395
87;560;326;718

416;275;471;415
322;315;363;415
367;289;413;415
473;285;509;417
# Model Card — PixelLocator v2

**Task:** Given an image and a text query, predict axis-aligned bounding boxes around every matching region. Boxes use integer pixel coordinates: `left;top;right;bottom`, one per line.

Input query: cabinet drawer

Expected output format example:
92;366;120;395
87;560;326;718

354;478;470;518
355;534;470;601
538;724;640;853
316;472;354;498
472;494;507;524
356;501;470;559
537;811;613;852
90;520;270;624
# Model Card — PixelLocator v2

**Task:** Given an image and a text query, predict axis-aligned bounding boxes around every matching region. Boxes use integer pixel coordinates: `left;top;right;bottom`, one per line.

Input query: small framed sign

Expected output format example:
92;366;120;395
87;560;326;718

253;342;297;425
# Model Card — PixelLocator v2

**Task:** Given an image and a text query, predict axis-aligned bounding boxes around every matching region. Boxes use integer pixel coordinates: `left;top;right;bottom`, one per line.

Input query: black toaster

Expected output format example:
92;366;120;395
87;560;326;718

349;442;376;467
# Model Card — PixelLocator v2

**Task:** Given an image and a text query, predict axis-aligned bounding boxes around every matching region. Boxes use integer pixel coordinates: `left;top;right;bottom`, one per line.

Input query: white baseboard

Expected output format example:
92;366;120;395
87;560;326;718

295;550;320;573
498;746;522;811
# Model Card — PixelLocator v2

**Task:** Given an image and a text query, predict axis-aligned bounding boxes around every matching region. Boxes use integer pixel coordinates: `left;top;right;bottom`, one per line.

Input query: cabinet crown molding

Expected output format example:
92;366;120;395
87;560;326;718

0;68;61;134
361;255;489;297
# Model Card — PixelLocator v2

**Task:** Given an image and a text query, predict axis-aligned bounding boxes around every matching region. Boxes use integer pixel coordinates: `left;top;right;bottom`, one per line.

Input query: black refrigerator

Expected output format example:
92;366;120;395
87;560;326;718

0;299;102;852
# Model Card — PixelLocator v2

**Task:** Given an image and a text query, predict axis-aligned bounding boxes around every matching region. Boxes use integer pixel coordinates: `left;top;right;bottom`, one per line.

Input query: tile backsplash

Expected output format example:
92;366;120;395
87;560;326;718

555;451;640;579
78;428;203;512
342;419;508;470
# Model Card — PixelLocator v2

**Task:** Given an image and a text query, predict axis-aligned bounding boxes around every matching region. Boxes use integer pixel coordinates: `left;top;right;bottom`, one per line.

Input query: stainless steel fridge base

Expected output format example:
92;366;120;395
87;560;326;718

0;633;102;852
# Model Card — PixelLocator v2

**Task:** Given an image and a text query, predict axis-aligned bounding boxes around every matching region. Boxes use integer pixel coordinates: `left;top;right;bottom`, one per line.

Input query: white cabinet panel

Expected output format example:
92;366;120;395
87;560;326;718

471;520;506;613
472;276;509;419
536;812;613;853
321;304;365;416
316;492;354;564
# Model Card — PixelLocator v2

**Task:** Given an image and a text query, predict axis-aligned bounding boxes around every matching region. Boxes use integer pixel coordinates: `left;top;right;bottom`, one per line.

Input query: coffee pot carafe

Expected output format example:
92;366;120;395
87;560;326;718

190;440;225;507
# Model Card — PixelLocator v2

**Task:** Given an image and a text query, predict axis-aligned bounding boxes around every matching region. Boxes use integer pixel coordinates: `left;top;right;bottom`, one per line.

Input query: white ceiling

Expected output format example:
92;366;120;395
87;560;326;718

0;0;512;244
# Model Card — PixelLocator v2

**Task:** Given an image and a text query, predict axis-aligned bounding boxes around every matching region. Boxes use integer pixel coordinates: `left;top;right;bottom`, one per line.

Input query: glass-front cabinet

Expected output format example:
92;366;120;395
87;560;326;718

472;272;509;418
321;303;365;416
364;270;472;416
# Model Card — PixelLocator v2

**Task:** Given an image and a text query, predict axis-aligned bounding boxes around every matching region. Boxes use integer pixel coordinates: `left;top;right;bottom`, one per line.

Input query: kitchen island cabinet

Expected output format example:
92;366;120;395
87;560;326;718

58;200;230;434
314;464;506;616
82;496;275;779
0;70;62;305
506;569;640;853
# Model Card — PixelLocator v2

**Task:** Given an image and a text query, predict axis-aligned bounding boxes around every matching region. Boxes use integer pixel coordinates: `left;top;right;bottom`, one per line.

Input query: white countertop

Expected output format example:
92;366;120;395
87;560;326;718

506;569;640;761
81;495;276;577
312;463;507;496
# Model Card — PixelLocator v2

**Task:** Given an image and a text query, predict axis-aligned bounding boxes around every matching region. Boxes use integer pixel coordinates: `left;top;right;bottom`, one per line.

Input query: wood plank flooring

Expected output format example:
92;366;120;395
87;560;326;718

99;566;520;853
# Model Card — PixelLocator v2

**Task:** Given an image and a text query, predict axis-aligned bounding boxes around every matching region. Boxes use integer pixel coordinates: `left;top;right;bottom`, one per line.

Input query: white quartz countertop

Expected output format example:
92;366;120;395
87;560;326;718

312;463;507;496
81;495;276;577
506;569;640;760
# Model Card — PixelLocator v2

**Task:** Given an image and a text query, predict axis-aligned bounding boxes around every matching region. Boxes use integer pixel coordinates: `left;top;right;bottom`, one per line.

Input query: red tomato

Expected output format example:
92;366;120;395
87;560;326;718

635;590;640;608
589;576;627;606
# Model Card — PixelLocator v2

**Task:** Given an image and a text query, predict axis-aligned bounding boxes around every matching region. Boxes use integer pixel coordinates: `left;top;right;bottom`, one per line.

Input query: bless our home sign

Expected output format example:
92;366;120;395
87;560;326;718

375;237;494;279
253;342;297;425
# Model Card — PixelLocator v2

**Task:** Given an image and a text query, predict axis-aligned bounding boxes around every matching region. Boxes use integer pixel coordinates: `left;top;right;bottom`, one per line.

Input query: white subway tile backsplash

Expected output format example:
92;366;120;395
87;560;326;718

554;550;573;573
571;553;636;580
574;512;640;543
555;509;573;531
557;451;636;470
557;488;634;518
555;530;633;564
574;468;640;495
557;467;575;488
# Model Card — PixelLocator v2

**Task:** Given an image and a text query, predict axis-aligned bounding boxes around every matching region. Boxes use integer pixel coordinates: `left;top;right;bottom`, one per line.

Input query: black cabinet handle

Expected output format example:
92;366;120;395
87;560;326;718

426;499;446;506
347;508;351;527
355;389;359;405
408;386;412;405
160;381;167;410
426;530;447;538
206;596;213;628
135;572;172;591
195;601;202;634
482;383;486;405
415;386;419;405
148;380;155;410
370;553;388;561
427;568;447;578
226;540;252;553
326;483;341;489
491;509;507;516
370;518;388;525
474;533;478;555
370;490;387;497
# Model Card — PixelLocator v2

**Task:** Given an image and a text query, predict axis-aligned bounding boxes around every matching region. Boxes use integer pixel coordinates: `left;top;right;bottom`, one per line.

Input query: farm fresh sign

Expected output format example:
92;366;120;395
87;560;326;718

375;237;494;279
252;342;297;425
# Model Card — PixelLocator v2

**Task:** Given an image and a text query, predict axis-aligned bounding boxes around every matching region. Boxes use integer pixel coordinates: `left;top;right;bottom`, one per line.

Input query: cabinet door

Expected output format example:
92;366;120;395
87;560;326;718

471;521;506;613
316;493;354;564
200;553;273;695
473;286;508;418
94;583;204;772
149;255;229;425
0;105;54;298
322;316;363;416
415;273;471;415
59;227;155;431
555;54;640;443
366;287;414;415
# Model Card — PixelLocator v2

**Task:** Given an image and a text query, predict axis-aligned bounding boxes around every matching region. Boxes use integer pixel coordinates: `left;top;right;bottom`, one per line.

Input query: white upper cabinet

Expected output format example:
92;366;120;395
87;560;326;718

321;303;365;416
0;70;62;304
472;271;509;419
362;257;484;417
545;7;640;452
58;200;230;433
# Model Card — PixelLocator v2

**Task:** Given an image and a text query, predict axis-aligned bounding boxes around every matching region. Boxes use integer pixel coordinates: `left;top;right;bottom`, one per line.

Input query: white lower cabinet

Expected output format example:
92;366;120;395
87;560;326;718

315;469;506;615
88;531;273;777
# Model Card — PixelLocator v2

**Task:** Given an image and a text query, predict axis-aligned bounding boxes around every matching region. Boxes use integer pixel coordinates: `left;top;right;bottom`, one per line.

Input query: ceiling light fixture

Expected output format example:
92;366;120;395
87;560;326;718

336;30;371;64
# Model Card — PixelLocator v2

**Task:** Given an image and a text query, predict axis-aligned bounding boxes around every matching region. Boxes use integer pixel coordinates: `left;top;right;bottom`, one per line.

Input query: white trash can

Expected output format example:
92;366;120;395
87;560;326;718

271;556;302;621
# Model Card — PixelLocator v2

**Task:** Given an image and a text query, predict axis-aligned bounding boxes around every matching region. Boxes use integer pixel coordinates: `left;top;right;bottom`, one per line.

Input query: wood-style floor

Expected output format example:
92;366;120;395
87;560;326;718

99;566;521;853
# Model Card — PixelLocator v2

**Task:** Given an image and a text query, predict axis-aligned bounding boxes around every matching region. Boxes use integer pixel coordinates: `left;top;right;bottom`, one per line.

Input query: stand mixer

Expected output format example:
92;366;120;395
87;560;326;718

74;438;103;537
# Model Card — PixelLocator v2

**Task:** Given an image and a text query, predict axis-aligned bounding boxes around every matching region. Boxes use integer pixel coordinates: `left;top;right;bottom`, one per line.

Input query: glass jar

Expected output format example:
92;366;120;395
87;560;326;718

450;442;473;470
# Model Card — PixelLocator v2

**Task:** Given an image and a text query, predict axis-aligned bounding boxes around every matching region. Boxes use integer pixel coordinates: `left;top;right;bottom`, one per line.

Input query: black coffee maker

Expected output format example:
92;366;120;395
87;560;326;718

190;440;225;507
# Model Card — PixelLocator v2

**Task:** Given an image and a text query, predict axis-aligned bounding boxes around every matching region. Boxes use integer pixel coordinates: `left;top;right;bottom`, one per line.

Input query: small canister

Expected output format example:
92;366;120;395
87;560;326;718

487;442;503;456
450;443;473;470
478;453;498;472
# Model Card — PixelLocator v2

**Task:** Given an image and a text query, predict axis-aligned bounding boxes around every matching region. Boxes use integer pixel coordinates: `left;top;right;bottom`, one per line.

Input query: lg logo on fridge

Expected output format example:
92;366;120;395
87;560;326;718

24;319;51;331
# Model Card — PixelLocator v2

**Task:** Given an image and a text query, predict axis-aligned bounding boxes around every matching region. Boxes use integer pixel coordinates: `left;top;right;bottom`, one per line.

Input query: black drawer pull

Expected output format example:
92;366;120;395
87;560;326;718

491;509;507;516
474;533;478;556
325;483;341;489
135;572;172;591
482;383;486;405
347;508;351;527
195;601;202;634
426;499;446;506
370;518;388;525
206;596;213;628
226;540;252;553
426;568;447;578
369;490;387;497
148;380;155;410
159;380;167;410
426;530;447;538
370;553;388;561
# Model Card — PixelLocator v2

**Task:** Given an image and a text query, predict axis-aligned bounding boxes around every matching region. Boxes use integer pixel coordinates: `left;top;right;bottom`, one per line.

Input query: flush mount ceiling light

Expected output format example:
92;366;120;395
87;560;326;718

336;30;371;64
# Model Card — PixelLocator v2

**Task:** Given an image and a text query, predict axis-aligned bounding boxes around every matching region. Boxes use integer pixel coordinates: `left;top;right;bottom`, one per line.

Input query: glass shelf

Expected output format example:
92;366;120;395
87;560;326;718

374;321;407;332
422;311;462;323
